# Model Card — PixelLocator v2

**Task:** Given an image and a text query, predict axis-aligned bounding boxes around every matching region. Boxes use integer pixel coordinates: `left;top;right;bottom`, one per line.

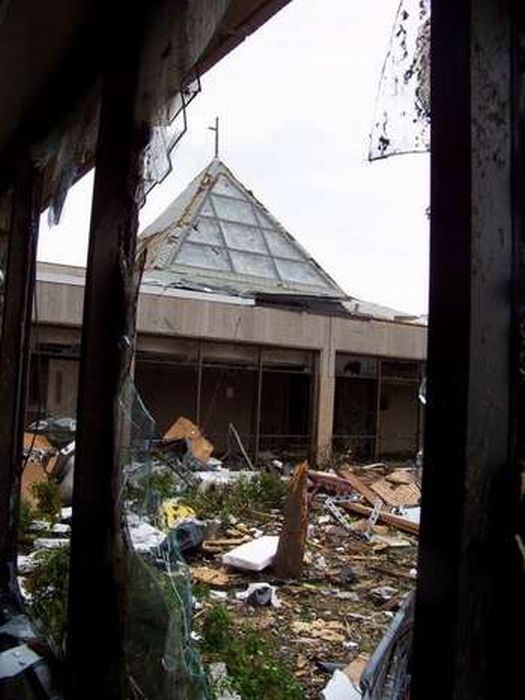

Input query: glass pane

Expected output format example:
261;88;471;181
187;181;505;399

255;209;276;229
222;221;267;253
187;217;222;245
212;195;257;225
175;242;231;271
263;230;303;260
335;354;378;378
212;174;244;199
230;250;277;278
381;360;420;380
199;199;215;216
275;259;328;286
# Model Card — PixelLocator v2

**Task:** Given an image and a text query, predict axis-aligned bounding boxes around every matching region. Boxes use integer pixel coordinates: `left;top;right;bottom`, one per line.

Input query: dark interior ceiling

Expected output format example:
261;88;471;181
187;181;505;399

0;0;291;191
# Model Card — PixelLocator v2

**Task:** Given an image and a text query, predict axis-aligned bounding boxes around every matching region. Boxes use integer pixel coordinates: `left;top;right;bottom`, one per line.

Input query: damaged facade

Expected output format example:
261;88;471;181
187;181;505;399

32;158;426;462
1;0;523;698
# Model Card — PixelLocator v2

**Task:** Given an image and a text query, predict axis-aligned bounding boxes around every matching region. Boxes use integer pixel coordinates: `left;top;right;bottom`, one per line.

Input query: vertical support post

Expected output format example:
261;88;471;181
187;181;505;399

512;1;525;652
66;9;148;699
412;2;524;698
254;348;263;460
315;346;335;463
305;351;316;464
373;359;382;461
0;160;41;592
196;342;203;423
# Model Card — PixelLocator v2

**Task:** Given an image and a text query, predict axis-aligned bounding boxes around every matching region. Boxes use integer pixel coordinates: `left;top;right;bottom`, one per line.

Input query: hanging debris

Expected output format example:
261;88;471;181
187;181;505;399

369;0;430;160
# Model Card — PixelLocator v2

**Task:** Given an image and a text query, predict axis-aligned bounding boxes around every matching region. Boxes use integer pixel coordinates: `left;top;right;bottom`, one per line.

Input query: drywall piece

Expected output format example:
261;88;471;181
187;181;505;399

222;535;278;572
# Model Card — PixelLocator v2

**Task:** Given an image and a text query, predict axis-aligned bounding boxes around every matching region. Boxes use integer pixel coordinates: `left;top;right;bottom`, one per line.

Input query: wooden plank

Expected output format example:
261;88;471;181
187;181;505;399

343;501;419;537
336;467;382;507
369;478;420;507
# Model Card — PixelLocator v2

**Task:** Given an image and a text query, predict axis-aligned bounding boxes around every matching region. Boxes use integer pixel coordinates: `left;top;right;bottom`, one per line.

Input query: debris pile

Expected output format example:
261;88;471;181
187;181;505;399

17;407;421;699
181;458;420;698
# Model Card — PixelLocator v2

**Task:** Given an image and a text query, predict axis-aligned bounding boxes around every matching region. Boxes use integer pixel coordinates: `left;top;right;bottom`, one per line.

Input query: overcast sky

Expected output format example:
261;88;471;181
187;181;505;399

37;0;430;315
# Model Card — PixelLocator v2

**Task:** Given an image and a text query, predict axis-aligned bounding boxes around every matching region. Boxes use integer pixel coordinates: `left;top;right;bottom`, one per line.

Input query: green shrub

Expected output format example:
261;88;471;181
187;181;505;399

18;499;35;545
31;480;62;524
25;545;70;650
126;465;179;509
201;605;304;700
185;471;287;522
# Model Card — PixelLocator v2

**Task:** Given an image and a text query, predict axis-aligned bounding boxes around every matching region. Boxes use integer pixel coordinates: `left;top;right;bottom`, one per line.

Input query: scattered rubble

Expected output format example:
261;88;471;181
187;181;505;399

17;410;422;699
187;459;420;697
163;416;214;462
236;582;281;608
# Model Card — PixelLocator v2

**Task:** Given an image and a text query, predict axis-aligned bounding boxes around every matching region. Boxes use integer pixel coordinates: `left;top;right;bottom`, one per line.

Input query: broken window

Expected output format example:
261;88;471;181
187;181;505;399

369;0;430;160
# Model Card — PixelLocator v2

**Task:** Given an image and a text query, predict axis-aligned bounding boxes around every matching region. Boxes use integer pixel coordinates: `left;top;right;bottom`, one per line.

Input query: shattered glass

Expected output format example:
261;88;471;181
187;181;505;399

137;0;229;204
140;73;202;205
369;0;430;160
119;380;211;700
25;0;231;225
360;592;414;700
31;89;100;226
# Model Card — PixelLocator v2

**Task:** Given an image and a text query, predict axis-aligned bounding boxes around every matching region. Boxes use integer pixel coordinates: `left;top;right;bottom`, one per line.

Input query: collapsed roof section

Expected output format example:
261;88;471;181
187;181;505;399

139;158;347;300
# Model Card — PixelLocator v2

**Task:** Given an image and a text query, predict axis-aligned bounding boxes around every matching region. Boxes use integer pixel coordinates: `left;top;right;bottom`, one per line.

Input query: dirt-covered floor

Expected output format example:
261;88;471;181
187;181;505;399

188;468;418;699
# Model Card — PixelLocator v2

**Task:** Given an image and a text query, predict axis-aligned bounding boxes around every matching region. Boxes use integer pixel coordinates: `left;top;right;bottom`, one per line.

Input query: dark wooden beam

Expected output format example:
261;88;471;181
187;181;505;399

0;159;41;592
412;1;524;698
66;6;150;699
254;348;263;460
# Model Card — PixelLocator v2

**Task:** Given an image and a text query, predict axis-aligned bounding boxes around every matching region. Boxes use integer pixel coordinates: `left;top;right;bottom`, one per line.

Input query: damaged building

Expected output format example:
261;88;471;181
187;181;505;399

1;0;523;698
32;157;426;462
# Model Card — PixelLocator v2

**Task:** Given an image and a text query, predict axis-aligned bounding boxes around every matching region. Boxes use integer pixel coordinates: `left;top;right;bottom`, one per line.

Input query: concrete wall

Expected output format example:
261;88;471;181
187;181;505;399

35;263;427;359
34;263;428;459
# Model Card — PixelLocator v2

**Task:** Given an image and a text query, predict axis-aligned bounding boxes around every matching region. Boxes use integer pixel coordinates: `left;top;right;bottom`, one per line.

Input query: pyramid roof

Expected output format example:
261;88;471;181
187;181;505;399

139;158;346;299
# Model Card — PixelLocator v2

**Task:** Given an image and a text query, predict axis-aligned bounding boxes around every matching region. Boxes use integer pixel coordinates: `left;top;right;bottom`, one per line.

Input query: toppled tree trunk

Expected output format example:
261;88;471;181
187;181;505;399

274;462;309;579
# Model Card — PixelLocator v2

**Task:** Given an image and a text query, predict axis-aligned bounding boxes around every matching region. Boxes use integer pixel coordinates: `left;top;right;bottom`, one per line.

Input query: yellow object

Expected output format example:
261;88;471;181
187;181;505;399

159;499;196;530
